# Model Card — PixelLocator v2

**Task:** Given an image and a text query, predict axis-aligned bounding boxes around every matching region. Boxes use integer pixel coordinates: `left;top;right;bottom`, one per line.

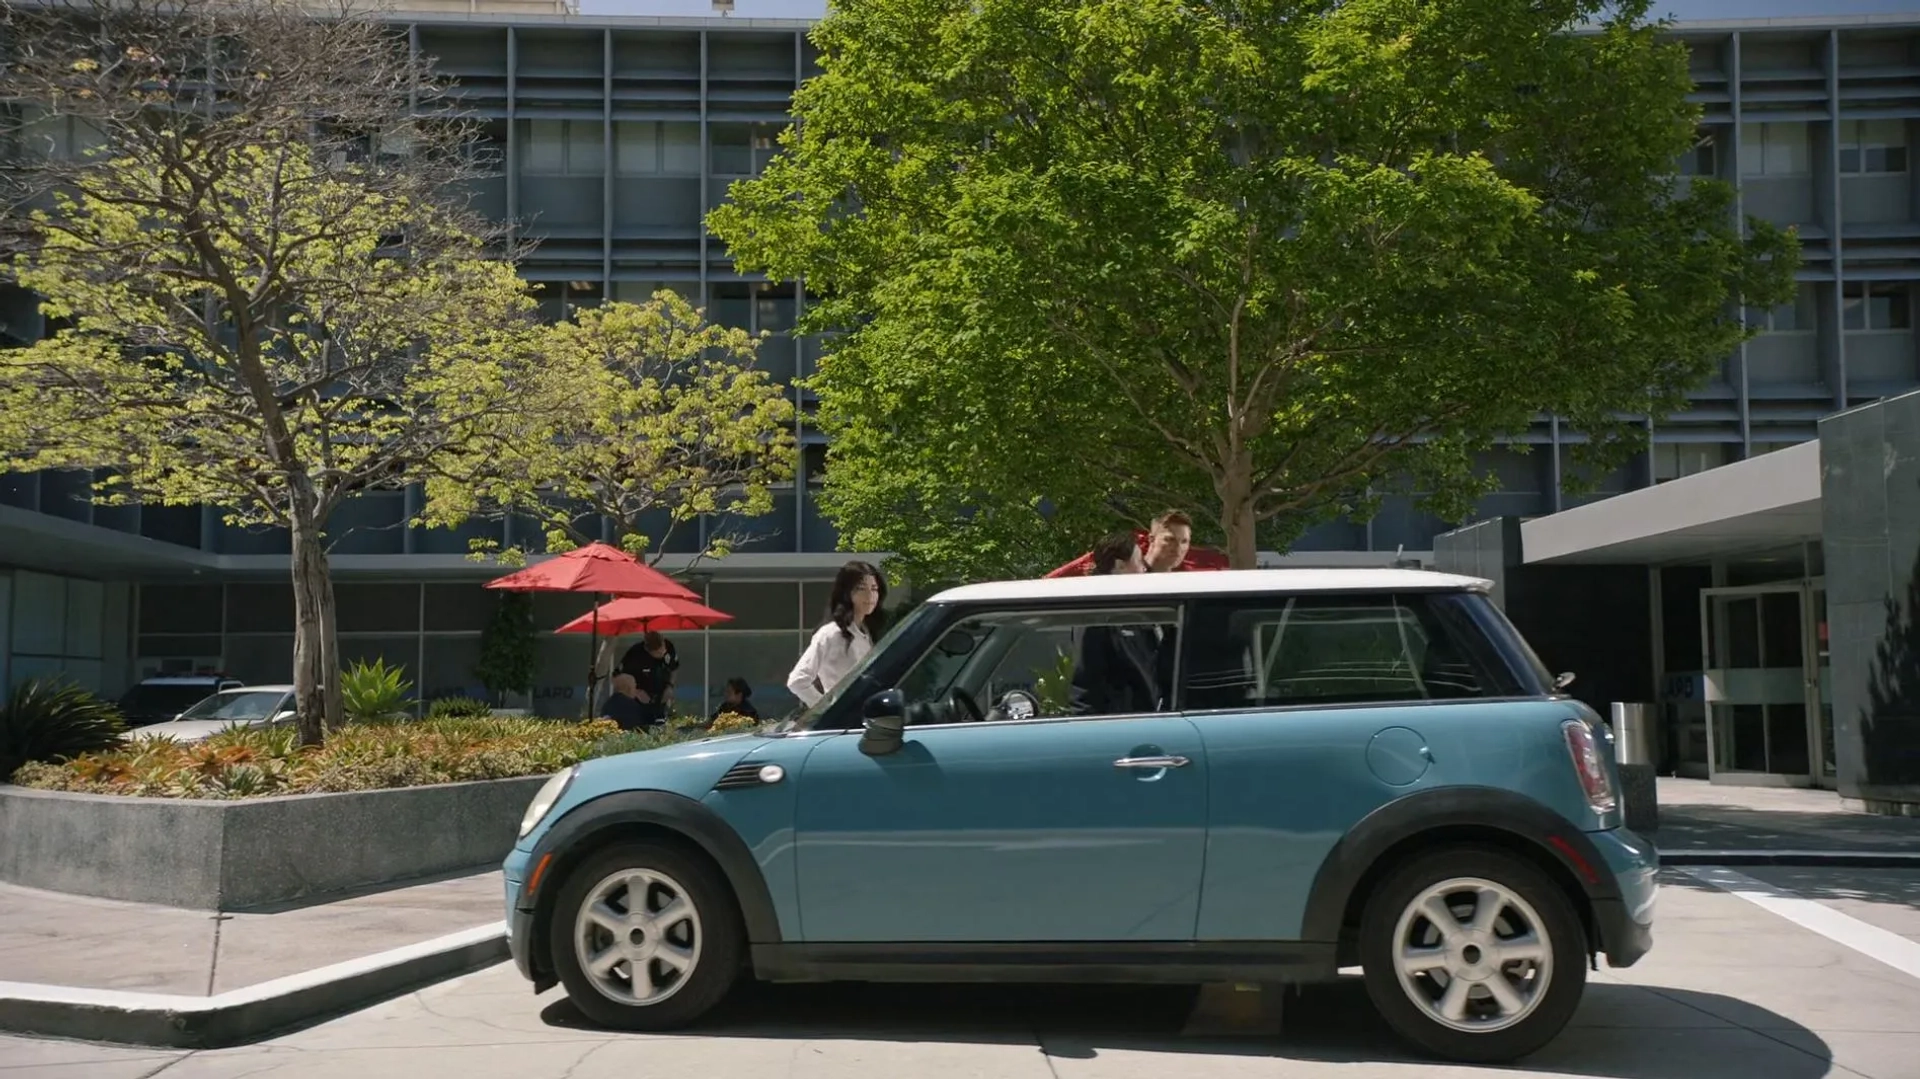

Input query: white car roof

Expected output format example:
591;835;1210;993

930;568;1492;606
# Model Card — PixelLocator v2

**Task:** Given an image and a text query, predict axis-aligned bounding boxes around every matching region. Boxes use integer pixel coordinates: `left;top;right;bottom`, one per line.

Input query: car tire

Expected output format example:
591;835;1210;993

1358;844;1587;1064
548;840;744;1031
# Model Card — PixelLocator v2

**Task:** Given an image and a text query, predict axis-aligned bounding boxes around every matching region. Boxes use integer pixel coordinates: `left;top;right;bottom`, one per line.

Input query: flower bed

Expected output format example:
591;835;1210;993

9;714;753;799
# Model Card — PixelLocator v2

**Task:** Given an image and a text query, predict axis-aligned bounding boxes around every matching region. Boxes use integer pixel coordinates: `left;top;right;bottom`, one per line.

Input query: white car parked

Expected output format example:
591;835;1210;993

130;685;296;744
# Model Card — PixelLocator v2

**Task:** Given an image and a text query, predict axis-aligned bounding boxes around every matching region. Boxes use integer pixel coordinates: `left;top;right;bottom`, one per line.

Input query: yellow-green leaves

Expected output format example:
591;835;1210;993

432;293;798;565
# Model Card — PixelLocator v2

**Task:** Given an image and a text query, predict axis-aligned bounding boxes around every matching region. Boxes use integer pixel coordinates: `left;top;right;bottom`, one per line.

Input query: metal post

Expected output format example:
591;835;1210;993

1611;702;1659;833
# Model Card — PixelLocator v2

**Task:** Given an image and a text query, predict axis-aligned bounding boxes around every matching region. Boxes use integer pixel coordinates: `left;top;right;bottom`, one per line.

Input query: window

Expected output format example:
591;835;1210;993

14;105;105;161
1180;592;1528;711
614;121;703;176
518;119;605;176
1843;282;1912;332
710;122;783;176
1749;282;1816;333
1740;122;1810;178
1678;133;1716;177
1652;442;1732;483
1839;119;1908;175
891;606;1179;723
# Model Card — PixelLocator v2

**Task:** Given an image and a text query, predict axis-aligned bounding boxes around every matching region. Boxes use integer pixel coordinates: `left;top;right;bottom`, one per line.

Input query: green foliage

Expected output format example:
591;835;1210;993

427;696;494;720
340;660;414;725
428;293;797;564
475;592;539;704
1031;650;1077;717
15;716;642;799
710;0;1798;577
1;679;127;781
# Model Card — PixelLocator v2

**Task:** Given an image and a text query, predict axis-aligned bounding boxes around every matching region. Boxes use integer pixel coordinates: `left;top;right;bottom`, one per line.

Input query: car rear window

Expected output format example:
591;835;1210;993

118;684;216;715
1179;591;1537;711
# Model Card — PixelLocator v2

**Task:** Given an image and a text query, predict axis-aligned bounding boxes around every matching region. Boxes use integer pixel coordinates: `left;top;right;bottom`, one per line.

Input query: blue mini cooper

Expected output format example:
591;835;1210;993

505;569;1657;1063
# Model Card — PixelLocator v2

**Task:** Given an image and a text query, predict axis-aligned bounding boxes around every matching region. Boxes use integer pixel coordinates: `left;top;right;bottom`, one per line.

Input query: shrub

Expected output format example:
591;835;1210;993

15;715;639;799
341;658;413;724
475;592;537;704
427;696;493;720
2;679;127;781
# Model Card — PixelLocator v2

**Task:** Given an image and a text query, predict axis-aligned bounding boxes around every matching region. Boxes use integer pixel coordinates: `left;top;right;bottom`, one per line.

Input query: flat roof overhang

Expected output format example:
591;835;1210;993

1520;440;1822;565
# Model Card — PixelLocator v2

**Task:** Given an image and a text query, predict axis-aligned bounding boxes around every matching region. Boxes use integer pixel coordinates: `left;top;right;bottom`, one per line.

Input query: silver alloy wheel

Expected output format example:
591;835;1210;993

1390;876;1553;1034
573;867;704;1007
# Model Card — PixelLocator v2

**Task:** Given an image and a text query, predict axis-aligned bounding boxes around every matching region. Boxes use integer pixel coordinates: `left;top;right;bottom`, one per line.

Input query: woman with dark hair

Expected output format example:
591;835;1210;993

786;560;887;707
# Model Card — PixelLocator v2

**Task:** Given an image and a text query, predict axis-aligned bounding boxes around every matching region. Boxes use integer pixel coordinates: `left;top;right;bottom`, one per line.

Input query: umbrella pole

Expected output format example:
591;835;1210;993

586;595;601;719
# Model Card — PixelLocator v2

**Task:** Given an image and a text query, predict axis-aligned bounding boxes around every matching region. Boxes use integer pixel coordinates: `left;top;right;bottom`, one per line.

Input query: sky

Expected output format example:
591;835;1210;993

577;0;1920;20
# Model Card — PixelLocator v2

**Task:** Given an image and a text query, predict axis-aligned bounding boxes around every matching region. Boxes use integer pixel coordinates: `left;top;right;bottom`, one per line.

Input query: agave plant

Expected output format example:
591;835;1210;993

0;679;127;781
340;659;414;725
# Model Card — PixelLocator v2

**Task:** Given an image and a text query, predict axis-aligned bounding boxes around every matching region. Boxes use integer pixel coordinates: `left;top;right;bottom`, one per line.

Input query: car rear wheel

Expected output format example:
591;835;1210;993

548;841;742;1030
1359;845;1586;1064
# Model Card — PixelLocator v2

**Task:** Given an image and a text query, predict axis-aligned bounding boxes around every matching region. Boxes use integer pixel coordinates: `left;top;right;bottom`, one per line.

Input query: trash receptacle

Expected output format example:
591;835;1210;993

1609;702;1658;833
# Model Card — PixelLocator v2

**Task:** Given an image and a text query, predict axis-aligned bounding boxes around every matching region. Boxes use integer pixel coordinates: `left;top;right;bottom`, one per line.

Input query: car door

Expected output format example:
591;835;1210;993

792;602;1208;943
1180;590;1537;941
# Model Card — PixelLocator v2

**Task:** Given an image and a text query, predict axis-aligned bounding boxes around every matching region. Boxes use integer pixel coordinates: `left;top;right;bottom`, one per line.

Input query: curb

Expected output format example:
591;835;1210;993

0;922;507;1049
1658;849;1920;868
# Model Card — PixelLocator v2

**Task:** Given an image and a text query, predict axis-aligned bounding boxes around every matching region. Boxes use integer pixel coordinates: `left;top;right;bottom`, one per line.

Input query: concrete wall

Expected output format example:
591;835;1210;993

1820;388;1920;812
0;776;546;909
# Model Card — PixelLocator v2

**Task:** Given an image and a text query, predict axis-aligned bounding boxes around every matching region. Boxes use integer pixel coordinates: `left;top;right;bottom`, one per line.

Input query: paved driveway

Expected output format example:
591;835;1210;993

9;868;1919;1079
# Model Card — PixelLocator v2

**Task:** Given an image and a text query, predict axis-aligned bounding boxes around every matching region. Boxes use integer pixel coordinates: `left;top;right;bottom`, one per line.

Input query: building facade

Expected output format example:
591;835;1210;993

4;9;1920;720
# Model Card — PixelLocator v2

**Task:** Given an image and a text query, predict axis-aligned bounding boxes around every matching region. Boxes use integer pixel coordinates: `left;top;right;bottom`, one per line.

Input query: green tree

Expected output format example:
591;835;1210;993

427;291;798;564
475;592;539;707
0;0;564;746
710;0;1797;578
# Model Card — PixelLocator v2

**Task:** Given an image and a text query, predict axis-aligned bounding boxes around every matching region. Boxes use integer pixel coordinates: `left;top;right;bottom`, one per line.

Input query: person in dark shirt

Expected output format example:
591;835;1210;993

619;631;678;726
710;677;761;723
601;673;650;731
1068;531;1164;716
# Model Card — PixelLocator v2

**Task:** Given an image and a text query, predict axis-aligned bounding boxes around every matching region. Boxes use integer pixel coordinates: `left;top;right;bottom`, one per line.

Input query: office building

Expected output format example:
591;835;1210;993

3;7;1918;736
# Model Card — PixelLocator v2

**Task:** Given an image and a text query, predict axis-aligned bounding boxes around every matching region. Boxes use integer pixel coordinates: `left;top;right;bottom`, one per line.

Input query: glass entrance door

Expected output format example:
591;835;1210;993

1699;583;1822;786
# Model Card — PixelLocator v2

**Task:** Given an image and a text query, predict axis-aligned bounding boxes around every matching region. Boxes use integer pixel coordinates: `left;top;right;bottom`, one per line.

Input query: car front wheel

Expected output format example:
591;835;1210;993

548;840;742;1030
1359;845;1587;1064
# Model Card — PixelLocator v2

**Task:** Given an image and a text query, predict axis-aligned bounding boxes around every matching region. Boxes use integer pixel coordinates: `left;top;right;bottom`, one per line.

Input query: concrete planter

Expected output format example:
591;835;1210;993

0;776;546;910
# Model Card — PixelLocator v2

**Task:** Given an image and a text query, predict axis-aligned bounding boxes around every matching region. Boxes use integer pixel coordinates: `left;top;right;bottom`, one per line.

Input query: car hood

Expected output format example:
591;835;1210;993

561;732;772;807
129;719;267;743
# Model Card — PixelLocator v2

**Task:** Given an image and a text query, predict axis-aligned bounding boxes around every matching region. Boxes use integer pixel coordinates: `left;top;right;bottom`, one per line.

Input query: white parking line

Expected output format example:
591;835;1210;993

1679;865;1920;983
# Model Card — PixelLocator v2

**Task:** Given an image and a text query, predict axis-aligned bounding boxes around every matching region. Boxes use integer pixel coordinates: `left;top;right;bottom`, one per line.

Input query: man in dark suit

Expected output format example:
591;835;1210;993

1069;531;1164;716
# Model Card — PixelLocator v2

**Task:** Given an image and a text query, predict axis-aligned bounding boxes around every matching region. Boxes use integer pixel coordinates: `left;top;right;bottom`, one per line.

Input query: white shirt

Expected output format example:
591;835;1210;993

787;621;873;706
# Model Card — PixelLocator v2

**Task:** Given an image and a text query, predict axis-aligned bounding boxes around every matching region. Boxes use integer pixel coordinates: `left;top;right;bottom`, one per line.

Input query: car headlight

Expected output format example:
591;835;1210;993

519;766;577;840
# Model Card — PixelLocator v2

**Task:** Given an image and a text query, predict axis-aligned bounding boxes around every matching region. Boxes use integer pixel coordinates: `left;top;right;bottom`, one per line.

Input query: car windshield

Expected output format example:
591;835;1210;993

784;604;938;732
118;685;218;716
178;690;285;722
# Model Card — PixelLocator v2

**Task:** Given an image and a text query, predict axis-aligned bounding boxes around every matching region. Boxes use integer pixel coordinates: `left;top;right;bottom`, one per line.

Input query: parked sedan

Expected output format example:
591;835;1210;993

130;685;296;744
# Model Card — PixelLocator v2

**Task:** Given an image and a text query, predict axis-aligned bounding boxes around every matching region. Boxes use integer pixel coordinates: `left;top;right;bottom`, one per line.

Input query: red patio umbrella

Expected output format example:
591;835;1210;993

1044;530;1231;578
485;542;701;713
556;595;734;636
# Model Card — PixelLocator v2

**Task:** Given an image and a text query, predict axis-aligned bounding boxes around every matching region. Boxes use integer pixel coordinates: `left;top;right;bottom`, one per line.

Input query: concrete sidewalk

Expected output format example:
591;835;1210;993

1648;778;1920;854
0;869;502;996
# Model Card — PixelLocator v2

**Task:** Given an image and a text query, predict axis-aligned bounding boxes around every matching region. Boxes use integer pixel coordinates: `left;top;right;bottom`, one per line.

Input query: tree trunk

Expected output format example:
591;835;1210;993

1220;460;1260;570
288;505;340;747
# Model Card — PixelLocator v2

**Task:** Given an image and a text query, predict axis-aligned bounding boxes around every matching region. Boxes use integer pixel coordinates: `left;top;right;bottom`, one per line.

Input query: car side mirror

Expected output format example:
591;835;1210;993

859;689;907;757
1554;671;1576;691
272;710;295;725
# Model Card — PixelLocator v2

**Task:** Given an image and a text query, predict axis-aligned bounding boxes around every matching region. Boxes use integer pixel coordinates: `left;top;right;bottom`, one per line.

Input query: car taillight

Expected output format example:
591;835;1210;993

1562;719;1618;814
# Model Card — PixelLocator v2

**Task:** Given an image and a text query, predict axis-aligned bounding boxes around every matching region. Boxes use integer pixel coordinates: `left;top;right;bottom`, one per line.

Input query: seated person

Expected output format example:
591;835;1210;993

1069;530;1163;715
601;673;651;731
711;677;761;723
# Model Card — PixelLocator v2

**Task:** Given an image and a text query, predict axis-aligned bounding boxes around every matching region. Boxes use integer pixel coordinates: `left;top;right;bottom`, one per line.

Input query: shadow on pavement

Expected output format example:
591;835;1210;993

1657;862;1920;911
1650;805;1920;855
539;975;1836;1077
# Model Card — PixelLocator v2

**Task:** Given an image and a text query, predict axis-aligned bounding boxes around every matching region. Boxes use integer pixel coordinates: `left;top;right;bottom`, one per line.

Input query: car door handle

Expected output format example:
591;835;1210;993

1113;755;1190;770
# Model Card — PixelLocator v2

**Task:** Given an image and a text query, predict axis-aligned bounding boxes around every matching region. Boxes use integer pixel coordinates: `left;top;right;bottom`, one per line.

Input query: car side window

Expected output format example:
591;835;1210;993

890;606;1180;724
1180;592;1524;711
